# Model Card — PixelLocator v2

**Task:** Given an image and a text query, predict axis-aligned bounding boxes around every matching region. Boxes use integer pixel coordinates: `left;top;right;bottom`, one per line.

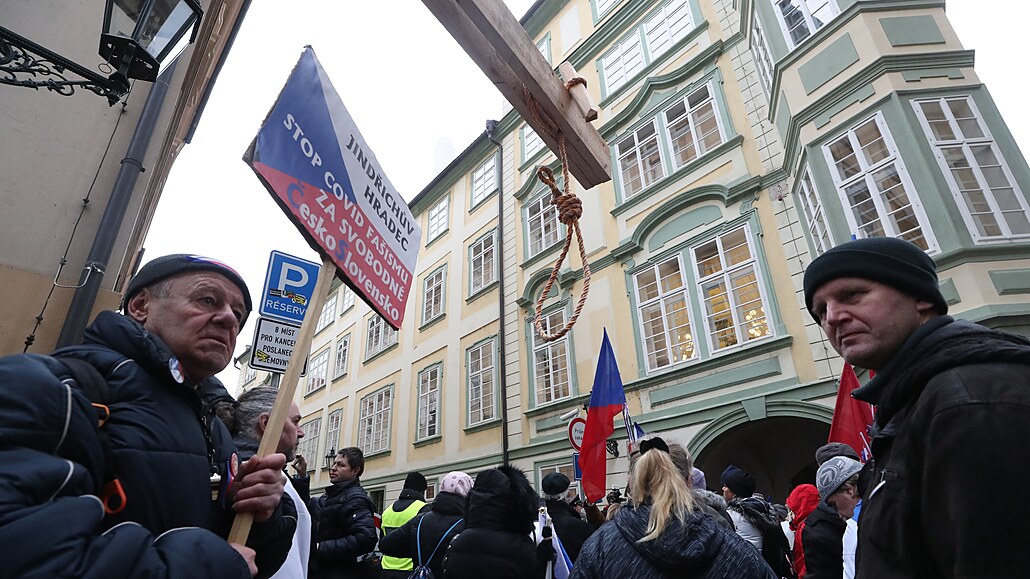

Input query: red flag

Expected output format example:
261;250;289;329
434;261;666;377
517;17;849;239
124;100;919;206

828;362;875;461
578;330;626;503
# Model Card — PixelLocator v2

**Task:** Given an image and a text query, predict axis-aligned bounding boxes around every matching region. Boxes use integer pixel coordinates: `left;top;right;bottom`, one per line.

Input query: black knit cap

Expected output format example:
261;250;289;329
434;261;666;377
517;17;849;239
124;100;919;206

122;254;253;327
803;237;947;322
720;465;755;497
403;471;428;493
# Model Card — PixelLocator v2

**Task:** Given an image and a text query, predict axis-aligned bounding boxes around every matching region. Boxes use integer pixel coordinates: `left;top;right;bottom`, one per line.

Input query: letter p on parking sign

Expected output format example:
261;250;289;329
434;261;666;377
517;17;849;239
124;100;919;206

260;250;321;324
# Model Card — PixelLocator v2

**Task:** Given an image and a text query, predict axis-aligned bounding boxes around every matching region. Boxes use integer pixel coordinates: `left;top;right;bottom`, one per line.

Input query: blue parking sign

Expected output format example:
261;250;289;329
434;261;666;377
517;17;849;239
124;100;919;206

260;251;321;324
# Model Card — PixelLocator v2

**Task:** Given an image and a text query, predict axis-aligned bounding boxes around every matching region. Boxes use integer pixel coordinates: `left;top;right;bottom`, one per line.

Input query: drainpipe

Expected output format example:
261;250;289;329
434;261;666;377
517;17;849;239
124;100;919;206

56;60;177;348
485;119;510;466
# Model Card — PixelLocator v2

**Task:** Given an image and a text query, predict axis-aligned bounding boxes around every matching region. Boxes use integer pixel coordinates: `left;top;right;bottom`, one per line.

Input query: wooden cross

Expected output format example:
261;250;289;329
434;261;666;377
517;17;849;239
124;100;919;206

422;0;611;189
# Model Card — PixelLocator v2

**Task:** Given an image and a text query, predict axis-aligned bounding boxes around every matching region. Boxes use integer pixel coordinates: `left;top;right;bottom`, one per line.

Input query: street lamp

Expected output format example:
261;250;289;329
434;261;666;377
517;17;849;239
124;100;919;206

0;0;203;105
323;447;336;470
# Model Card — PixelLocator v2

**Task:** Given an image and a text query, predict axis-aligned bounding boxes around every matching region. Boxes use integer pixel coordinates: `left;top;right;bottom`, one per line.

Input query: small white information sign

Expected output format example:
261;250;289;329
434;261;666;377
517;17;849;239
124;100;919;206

249;317;302;373
568;417;586;451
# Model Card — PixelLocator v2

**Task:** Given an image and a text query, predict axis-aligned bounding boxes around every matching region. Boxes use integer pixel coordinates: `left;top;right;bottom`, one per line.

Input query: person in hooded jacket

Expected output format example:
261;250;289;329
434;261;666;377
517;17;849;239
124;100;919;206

379;471;472;579
570;437;776;579
443;465;547;579
311;447;379;579
785;484;820;578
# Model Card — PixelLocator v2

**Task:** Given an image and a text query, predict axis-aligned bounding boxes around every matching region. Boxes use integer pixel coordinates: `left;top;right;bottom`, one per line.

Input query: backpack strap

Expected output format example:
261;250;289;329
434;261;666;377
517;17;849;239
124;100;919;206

56;357;126;515
425;518;463;565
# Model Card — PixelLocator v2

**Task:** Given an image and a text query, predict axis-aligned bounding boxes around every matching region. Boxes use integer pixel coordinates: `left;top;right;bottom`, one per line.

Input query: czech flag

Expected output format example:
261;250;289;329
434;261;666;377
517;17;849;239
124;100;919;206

578;329;626;503
828;362;875;461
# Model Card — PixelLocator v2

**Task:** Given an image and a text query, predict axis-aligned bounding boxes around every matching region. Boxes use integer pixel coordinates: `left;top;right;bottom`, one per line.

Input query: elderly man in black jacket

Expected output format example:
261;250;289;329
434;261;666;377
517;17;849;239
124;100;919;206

540;472;597;563
804;237;1030;578
0;254;293;578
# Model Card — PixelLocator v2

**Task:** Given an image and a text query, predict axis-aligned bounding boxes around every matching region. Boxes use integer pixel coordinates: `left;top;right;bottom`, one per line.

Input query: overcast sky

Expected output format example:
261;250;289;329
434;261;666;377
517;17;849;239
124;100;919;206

143;1;1027;388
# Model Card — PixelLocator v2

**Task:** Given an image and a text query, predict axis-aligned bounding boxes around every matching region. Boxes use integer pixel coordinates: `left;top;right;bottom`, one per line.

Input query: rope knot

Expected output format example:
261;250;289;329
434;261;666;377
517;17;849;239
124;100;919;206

555;194;582;224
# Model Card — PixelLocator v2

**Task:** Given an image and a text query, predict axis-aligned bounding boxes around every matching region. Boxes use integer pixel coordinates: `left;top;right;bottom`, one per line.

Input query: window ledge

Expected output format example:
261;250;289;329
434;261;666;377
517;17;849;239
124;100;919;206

464;418;502;434
625;335;792;393
302;384;326;399
470;189;499;213
331;372;348;383
364;449;392;461
413;435;442;448
419;313;447;331
612;135;744;217
363;342;399;365
466;280;499;304
521;238;566;270
425;229;449;249
525;394;589;418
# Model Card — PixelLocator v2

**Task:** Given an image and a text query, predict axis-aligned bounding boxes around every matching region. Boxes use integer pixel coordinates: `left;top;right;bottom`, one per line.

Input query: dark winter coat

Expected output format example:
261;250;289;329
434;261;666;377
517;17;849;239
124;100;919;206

569;501;777;578
379;491;466;579
0;311;292;578
545;498;597;563
852;317;1030;578
444;466;544;579
799;502;844;579
310;478;379;579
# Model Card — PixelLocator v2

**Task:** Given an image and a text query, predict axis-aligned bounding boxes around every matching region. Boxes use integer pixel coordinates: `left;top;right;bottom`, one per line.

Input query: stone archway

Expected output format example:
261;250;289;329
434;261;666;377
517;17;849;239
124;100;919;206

690;404;831;502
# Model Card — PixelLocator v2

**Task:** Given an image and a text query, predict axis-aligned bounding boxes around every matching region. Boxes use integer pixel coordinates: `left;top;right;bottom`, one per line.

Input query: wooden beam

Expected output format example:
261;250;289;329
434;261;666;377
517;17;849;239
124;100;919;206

422;0;611;189
558;62;598;122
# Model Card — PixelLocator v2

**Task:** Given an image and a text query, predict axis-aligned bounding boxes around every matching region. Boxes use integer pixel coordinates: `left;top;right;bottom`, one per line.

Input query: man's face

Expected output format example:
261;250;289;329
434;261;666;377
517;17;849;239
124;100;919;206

810;277;934;371
722;486;735;501
830;482;860;519
329;455;358;484
273;403;304;462
127;272;245;382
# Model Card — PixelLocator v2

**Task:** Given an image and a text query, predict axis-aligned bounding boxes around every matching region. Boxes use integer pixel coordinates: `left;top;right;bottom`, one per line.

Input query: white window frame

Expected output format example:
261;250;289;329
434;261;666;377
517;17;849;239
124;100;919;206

365;315;398;360
297;417;321;472
773;0;840;50
616;119;665;198
912;95;1030;242
750;13;775;95
821;112;938;251
595;0;621;18
691;226;774;353
422;267;446;324
325;409;342;457
417;365;441;440
315;292;337;333
471;155;497;207
358;386;392;455
634;256;697;373
469;230;497;295
523;125;545;161
533;309;572;405
600;0;693;95
333;334;351;379
243;364;256;385
427;195;449;242
467;338;497;426
304;348;330;395
797;164;834;254
536;35;551;65
366;313;397;358
662;82;726;170
526;192;562;258
341;286;355;312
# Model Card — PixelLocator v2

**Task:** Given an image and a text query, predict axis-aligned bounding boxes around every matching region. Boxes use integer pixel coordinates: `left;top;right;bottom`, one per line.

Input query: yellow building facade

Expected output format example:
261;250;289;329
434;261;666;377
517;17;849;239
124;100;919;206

239;0;1030;507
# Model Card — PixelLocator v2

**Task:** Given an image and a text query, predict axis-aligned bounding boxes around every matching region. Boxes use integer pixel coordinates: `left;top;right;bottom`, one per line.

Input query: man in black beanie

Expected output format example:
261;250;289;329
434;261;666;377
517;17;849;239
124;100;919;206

540;472;597;563
804;237;1030;578
0;253;294;577
380;472;431;578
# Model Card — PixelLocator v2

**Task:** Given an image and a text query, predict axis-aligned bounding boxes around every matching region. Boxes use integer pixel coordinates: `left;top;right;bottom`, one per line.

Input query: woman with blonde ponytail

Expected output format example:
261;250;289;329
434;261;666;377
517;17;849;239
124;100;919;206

570;436;776;579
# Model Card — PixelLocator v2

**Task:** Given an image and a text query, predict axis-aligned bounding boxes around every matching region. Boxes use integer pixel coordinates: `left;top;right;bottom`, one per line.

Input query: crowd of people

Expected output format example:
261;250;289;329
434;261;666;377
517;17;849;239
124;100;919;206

2;235;1030;578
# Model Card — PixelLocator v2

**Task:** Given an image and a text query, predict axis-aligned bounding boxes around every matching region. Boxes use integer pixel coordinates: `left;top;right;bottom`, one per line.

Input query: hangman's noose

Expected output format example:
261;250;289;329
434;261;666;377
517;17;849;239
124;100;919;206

524;81;592;342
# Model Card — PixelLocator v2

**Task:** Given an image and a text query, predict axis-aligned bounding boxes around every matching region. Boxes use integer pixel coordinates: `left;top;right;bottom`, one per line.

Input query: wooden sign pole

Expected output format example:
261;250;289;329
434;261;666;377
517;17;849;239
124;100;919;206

228;254;337;545
422;0;611;188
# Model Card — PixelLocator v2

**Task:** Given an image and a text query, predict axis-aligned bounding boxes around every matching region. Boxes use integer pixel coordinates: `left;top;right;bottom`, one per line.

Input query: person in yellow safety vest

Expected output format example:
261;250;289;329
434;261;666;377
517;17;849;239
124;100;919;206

379;472;431;578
